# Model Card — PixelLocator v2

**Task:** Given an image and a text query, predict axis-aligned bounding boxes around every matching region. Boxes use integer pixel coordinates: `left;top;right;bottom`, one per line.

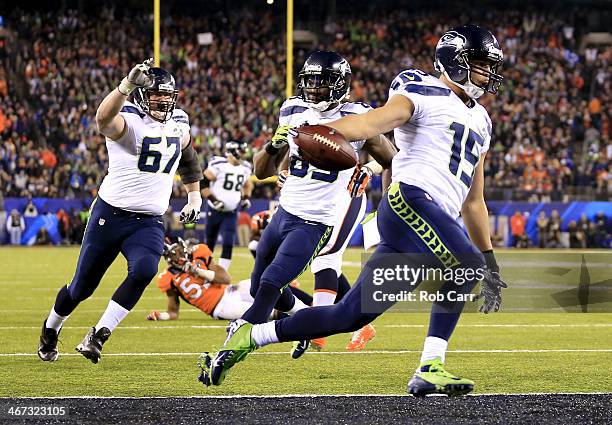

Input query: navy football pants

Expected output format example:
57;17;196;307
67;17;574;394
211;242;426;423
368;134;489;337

205;209;237;260
241;206;332;324
54;197;164;316
275;183;485;342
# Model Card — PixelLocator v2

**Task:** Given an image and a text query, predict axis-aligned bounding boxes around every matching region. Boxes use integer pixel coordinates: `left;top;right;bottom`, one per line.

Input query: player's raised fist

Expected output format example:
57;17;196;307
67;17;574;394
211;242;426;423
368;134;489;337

118;58;155;95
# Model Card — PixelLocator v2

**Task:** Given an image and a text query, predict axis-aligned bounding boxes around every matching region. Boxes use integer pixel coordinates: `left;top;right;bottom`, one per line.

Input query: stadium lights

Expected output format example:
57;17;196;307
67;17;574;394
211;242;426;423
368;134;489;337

267;0;274;4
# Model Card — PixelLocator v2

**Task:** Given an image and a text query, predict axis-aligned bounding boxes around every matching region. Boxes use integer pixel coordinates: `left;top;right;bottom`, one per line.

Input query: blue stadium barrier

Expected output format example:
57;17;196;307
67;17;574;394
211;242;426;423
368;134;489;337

3;197;610;247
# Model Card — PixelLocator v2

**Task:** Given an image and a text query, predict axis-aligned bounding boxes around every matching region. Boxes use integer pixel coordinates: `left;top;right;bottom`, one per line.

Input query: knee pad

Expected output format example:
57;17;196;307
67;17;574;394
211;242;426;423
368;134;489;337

67;278;97;302
129;255;159;285
260;263;291;290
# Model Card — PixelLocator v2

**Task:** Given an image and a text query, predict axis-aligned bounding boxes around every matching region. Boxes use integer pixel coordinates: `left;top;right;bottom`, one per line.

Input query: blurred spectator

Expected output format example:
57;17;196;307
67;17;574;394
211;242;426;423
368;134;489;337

237;210;251;247
0;193;6;243
510;211;526;247
568;221;585;248
594;212;609;248
6;209;24;245
56;208;71;244
536;211;549;248
35;227;52;245
547;210;563;248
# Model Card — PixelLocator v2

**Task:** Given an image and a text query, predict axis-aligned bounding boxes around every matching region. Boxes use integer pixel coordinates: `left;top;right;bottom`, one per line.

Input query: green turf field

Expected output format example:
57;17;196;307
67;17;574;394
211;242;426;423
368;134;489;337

0;247;610;397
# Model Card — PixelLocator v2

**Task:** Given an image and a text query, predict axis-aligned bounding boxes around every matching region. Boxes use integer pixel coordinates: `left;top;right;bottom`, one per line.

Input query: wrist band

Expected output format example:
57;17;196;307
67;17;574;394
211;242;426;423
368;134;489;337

265;143;280;155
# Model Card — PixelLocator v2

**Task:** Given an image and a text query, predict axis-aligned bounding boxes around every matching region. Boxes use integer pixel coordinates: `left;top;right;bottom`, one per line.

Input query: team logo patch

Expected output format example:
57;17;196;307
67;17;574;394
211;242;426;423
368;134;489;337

437;31;467;52
98;218;105;226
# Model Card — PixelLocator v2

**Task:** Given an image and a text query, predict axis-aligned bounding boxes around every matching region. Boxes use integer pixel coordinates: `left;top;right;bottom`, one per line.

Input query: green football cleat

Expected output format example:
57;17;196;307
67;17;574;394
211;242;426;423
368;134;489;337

408;357;474;397
200;320;256;386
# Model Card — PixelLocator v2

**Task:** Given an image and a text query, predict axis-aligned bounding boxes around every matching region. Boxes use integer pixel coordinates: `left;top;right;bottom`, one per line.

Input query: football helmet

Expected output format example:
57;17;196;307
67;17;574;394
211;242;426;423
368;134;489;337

133;67;179;122
225;141;247;159
297;51;352;111
434;25;503;99
163;238;190;269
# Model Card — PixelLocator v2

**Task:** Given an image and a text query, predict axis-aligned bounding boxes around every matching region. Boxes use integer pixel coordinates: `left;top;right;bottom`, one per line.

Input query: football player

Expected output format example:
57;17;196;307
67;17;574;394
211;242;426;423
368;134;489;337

148;239;313;321
196;50;396;372
202;141;253;271
38;59;203;364
200;26;508;396
248;209;274;258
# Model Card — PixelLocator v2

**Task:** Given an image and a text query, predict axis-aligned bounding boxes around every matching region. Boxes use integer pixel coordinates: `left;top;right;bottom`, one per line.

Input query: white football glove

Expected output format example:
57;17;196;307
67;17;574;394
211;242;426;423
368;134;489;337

118;58;155;96
240;197;251;210
179;191;202;223
209;199;225;211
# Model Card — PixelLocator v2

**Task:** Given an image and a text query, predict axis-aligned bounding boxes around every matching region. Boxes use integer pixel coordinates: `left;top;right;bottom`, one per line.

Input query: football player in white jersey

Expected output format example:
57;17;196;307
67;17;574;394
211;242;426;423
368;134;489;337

202;140;253;271
273;52;395;354
200;26;508;396
38;59;203;364
196;51;395;382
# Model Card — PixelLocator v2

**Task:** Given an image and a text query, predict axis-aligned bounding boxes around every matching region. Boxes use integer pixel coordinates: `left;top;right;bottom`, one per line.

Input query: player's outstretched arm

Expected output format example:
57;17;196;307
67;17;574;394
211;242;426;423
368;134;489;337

327;95;415;142
96;58;154;140
147;290;180;321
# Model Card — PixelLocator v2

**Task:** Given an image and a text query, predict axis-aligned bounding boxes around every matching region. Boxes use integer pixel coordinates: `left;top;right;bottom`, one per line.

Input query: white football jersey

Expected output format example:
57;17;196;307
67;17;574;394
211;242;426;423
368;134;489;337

278;97;370;226
207;157;252;212
388;69;491;218
98;101;190;216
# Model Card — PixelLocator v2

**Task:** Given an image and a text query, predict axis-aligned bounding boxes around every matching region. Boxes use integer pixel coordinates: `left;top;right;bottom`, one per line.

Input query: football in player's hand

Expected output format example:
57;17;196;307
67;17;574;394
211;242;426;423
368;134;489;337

292;125;357;171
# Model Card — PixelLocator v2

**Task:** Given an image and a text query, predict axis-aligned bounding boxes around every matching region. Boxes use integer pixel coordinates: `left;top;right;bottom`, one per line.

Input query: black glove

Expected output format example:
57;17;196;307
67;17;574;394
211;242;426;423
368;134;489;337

474;251;507;314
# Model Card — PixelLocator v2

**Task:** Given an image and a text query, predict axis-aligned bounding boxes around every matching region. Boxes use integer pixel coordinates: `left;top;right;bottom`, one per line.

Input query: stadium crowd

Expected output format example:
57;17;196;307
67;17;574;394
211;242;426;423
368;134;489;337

0;5;609;246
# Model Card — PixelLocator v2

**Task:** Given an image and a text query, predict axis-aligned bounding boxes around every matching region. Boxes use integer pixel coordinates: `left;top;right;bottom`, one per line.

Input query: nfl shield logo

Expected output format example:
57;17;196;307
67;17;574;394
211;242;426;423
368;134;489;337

98;218;105;226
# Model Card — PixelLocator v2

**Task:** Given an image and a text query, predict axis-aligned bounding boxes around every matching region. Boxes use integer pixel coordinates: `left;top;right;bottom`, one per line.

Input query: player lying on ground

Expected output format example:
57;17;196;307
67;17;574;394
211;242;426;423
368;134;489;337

202;141;253;271
198;25;508;396
216;50;396;361
147;238;312;321
38;59;203;364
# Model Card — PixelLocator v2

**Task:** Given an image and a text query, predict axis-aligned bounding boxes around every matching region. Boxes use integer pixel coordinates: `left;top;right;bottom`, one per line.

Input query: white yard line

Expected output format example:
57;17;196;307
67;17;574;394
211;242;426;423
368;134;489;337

1;323;611;330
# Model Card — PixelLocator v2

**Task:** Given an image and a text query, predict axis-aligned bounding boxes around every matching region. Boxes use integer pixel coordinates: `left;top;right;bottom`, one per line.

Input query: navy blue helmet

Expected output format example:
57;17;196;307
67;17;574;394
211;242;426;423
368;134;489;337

434;25;503;99
297;51;352;111
225;140;247;158
133;67;179;122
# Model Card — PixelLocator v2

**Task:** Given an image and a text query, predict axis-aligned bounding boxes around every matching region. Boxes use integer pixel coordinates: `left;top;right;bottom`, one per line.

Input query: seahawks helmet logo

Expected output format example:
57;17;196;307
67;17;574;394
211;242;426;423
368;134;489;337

437;31;467;52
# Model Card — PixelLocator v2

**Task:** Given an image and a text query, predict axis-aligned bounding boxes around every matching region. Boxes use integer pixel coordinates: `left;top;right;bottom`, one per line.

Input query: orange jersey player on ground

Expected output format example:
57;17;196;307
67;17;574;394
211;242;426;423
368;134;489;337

147;239;236;320
148;238;301;321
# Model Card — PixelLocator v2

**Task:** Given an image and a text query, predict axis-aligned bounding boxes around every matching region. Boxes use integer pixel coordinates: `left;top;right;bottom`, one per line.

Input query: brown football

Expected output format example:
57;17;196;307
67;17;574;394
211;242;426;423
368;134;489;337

293;125;357;171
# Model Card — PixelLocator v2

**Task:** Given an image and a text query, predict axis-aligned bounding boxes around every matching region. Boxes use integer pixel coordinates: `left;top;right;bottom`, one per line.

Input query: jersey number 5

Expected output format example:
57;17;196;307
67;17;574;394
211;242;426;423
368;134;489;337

448;122;484;188
138;136;181;173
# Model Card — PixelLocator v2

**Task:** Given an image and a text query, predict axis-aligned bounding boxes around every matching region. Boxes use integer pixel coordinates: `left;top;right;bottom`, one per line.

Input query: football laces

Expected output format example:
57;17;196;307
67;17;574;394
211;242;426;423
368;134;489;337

312;133;340;152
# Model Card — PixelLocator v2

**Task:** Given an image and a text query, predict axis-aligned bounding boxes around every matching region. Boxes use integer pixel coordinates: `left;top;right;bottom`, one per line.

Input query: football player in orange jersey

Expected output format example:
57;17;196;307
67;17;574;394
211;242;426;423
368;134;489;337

148;238;313;321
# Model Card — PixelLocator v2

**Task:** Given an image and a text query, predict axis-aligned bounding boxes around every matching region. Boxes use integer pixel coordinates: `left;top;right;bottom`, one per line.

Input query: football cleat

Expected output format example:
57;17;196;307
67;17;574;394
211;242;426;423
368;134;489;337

346;324;376;351
38;320;60;362
408;357;474;397
76;327;111;364
290;340;310;359
311;337;326;351
201;319;256;386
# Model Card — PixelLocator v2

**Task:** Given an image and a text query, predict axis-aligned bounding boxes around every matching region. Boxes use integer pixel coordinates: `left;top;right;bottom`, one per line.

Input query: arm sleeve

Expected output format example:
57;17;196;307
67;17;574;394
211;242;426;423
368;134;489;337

177;141;202;184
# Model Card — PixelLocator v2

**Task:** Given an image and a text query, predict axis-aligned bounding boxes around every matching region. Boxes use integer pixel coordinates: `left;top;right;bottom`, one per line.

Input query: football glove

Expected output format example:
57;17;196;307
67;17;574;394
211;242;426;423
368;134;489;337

240;197;251;210
118;58;155;96
180;191;202;223
271;125;292;149
209;199;225;211
277;170;289;188
474;268;508;314
347;165;372;198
